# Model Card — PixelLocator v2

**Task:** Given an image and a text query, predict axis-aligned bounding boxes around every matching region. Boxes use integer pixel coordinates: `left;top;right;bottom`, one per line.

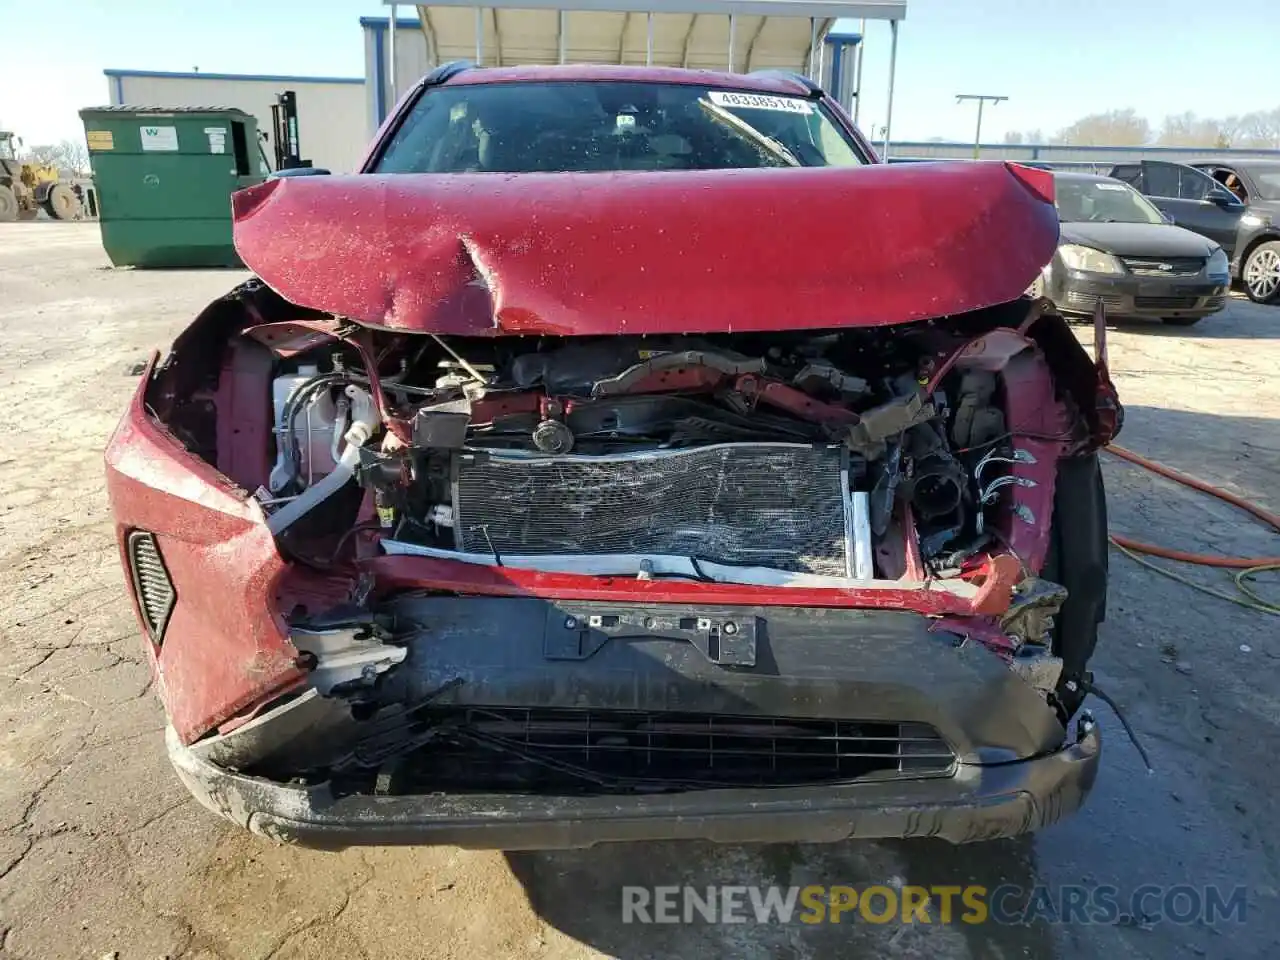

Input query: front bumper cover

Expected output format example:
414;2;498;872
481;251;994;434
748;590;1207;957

168;725;1099;849
165;600;1102;850
1053;270;1227;319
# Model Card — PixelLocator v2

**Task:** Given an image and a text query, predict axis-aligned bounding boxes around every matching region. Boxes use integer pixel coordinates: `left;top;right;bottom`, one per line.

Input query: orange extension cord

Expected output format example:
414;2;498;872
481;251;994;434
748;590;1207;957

1104;444;1280;615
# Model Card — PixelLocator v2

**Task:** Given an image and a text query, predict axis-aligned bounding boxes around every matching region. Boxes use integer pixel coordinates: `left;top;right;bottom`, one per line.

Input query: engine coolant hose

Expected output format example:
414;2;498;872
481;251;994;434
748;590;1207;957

267;385;379;536
1104;444;1280;615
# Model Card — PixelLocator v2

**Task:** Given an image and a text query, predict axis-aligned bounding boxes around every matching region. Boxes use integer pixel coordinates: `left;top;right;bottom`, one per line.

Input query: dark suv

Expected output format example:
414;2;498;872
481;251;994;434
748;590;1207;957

1108;159;1280;303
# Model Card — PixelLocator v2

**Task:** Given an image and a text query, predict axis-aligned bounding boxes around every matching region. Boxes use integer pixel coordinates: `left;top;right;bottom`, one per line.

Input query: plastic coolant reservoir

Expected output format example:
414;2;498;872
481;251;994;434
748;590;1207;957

268;365;340;492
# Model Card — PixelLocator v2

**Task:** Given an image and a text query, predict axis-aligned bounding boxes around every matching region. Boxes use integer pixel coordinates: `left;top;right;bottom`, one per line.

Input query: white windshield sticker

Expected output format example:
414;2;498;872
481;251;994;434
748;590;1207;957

708;91;812;115
1095;183;1127;191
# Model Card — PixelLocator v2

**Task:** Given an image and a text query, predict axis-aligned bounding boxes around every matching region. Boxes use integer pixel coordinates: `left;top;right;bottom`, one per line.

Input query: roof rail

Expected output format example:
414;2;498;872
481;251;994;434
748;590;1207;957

424;60;476;86
748;70;823;96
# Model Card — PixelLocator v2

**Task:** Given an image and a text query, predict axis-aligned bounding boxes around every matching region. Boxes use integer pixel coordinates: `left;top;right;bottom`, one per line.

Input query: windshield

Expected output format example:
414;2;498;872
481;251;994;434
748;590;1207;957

374;81;867;173
1054;177;1165;225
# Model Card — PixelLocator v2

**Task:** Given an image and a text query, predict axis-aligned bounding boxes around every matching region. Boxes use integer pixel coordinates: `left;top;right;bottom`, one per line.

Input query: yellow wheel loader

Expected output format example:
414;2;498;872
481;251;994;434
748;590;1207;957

0;132;81;221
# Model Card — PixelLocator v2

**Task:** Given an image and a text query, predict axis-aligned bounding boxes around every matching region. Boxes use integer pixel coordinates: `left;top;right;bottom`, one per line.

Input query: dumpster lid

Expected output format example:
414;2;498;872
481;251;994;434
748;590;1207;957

79;105;255;119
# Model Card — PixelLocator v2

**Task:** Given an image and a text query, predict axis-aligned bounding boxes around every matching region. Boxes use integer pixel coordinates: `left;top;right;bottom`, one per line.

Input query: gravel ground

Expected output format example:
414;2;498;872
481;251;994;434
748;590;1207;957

1;222;1278;960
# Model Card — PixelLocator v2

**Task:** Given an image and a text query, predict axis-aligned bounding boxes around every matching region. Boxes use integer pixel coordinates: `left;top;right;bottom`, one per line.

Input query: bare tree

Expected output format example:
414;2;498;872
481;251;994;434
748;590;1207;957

18;139;91;175
1157;111;1233;148
1237;108;1280;149
60;139;90;174
1001;128;1045;145
946;105;1280;153
1052;109;1151;146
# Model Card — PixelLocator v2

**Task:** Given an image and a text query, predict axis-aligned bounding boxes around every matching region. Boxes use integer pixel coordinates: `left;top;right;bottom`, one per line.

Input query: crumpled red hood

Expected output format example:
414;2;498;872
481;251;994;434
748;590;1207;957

232;163;1058;336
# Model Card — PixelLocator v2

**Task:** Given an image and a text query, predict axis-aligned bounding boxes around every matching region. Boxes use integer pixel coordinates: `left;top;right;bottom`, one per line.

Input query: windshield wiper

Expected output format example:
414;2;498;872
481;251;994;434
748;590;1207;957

697;98;802;167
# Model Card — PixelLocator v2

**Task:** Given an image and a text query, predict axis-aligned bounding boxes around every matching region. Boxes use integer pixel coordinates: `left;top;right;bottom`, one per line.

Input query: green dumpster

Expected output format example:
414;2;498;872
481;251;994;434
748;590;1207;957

79;106;270;268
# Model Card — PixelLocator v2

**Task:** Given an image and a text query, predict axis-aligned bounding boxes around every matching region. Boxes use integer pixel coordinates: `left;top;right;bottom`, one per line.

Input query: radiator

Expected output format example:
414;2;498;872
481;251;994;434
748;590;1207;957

452;443;850;576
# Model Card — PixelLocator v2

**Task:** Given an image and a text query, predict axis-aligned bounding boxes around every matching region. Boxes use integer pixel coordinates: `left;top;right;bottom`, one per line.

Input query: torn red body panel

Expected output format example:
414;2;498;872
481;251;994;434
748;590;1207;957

231;161;1058;336
361;551;1020;618
105;361;303;743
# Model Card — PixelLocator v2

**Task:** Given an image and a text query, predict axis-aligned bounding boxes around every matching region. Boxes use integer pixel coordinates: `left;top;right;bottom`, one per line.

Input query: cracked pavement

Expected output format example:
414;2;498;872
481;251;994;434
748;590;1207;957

2;223;1279;959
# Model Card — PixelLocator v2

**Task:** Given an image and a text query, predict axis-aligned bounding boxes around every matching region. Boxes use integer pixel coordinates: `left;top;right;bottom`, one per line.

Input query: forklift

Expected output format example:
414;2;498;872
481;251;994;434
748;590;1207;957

269;91;312;172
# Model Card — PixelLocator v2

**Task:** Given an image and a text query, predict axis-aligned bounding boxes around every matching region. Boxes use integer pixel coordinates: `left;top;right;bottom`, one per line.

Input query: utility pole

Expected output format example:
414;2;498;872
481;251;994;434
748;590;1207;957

956;94;1007;159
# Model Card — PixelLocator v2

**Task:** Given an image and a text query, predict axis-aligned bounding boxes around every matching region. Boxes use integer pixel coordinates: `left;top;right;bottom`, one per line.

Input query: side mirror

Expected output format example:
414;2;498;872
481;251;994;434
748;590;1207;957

269;167;332;179
1161;211;1175;225
1209;188;1243;208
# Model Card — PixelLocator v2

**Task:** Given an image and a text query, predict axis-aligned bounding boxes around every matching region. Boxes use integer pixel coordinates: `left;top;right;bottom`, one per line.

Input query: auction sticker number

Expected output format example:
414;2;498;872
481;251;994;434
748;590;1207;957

708;91;812;115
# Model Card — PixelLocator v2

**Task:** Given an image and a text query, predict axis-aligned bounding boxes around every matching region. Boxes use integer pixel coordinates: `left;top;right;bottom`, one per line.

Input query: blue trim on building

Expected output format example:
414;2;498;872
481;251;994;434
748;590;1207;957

373;24;387;124
113;75;125;104
360;16;422;30
824;34;859;107
363;16;420;124
103;68;363;84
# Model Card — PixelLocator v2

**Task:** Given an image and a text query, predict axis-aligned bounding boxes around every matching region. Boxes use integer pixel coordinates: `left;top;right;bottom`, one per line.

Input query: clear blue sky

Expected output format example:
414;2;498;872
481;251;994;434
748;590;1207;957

2;0;1278;146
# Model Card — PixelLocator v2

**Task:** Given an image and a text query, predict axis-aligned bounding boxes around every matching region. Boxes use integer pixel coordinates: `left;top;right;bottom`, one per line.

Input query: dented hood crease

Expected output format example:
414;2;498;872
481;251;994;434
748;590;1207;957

231;163;1059;336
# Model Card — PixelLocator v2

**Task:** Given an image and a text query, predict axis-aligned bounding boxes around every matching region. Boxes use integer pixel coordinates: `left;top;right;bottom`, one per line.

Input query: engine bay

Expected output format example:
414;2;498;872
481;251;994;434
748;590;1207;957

232;319;1078;589
134;281;1121;765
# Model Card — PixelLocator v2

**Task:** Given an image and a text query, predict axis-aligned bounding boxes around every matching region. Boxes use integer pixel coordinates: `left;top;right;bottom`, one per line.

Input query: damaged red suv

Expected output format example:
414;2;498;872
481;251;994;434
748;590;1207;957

106;64;1120;849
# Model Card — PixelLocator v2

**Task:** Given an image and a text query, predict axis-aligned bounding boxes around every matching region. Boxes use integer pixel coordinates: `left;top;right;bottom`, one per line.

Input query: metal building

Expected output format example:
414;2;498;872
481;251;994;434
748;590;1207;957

104;70;368;173
104;2;903;177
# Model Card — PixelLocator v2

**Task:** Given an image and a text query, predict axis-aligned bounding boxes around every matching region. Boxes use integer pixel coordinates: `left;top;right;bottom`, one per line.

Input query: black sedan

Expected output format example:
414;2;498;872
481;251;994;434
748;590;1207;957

1034;172;1231;326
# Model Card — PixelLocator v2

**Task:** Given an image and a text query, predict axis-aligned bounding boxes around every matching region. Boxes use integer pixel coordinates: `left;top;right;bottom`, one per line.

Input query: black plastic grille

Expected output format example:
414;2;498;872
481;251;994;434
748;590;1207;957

391;708;956;795
1121;256;1205;277
1064;292;1125;312
127;531;175;645
1134;295;1203;309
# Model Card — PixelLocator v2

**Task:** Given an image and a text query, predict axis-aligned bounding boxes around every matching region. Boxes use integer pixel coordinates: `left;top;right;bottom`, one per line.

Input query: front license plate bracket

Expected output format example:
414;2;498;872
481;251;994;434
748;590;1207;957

543;606;759;666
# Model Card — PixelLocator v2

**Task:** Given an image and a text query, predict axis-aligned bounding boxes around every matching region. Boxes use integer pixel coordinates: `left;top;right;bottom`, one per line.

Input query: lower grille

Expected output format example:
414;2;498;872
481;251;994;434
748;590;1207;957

380;708;956;795
452;443;849;575
126;530;175;645
1134;295;1201;309
1064;291;1125;311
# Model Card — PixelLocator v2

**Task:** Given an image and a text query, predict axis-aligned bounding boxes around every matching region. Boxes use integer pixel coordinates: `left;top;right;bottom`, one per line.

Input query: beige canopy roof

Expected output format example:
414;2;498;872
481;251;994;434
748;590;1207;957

384;0;906;151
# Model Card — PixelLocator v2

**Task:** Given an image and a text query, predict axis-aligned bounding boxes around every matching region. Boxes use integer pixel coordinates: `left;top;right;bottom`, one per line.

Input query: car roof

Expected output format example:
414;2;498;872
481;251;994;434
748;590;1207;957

1192;158;1280;172
441;63;816;97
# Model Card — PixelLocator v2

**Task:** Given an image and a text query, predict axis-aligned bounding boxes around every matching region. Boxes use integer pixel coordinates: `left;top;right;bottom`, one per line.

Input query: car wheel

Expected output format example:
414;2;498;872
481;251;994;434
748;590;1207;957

0;185;18;222
1161;316;1202;327
1242;240;1280;303
42;183;80;220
